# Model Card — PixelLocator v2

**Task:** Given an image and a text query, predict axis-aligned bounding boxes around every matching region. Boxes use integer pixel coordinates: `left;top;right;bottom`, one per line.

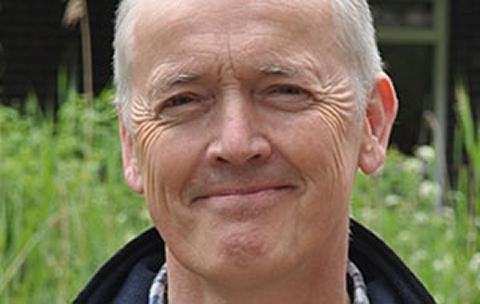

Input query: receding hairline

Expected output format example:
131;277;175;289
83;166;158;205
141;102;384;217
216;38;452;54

117;0;344;69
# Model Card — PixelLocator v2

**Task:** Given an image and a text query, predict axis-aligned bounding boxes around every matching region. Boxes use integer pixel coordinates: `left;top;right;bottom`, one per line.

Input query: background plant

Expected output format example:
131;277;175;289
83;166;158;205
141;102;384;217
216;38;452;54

454;81;480;253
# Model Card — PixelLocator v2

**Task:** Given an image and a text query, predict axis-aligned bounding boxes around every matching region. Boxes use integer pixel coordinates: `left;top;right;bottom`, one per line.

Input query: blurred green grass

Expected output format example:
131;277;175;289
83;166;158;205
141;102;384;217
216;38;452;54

0;89;478;303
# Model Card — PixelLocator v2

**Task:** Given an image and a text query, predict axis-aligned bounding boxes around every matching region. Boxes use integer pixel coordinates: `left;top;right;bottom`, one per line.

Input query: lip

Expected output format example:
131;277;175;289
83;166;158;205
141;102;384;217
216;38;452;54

192;184;295;203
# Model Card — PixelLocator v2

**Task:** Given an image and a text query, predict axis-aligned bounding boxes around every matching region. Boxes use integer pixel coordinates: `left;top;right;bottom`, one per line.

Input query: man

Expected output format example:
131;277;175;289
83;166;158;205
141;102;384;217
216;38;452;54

75;0;434;303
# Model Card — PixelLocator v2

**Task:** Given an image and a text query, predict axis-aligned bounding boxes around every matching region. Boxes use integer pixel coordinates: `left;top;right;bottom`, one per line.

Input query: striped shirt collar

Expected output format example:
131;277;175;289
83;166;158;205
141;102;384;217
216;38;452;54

148;260;370;304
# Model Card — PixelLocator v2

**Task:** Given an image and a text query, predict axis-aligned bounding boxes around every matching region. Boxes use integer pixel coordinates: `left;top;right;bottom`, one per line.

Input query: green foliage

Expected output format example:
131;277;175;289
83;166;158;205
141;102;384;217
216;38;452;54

352;147;480;304
455;81;480;214
0;89;479;303
0;90;149;303
456;82;480;171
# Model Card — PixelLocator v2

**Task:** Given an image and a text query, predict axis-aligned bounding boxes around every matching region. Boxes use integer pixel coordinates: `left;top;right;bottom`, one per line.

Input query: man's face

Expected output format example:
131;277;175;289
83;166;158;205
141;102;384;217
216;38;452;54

121;0;390;283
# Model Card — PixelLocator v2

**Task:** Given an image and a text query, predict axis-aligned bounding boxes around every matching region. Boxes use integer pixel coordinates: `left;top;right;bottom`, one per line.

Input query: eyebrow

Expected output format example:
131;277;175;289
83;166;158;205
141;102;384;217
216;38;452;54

256;64;297;77
165;73;199;88
148;65;200;99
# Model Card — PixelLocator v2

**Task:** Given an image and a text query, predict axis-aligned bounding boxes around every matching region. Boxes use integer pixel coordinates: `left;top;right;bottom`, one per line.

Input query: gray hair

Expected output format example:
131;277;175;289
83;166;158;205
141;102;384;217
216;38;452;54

330;0;382;111
113;0;382;130
113;0;136;129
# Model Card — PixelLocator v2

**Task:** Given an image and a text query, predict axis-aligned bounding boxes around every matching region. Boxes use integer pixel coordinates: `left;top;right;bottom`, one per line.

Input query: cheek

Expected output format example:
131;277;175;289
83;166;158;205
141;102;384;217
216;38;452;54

274;106;361;209
285;115;359;238
290;114;357;176
138;121;200;233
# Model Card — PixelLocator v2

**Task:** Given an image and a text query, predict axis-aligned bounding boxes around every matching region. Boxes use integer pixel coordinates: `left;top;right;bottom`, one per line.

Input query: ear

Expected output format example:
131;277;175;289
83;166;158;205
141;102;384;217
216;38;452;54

358;72;398;175
118;111;144;194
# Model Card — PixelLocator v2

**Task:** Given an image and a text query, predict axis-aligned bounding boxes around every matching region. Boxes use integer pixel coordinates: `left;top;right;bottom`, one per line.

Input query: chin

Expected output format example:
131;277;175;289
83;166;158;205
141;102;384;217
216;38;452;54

204;225;290;279
207;242;288;287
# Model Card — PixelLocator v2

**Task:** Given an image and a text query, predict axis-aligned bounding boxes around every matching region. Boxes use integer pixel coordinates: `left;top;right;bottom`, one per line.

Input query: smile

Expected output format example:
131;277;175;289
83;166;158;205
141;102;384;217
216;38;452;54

192;185;295;203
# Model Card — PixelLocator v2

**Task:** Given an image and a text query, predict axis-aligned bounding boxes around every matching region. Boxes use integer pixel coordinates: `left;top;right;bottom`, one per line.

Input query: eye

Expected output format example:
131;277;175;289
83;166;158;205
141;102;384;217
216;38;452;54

260;84;311;111
165;94;198;108
155;92;211;119
268;85;306;95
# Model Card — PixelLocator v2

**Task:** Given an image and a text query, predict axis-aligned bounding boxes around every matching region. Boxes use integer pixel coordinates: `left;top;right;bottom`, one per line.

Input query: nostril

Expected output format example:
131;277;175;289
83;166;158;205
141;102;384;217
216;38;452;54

209;147;269;166
206;127;273;166
215;156;229;164
250;153;263;161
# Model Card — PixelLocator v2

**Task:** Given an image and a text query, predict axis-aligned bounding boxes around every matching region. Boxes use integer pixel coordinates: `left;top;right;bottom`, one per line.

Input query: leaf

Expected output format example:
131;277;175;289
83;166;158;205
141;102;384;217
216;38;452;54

455;81;477;163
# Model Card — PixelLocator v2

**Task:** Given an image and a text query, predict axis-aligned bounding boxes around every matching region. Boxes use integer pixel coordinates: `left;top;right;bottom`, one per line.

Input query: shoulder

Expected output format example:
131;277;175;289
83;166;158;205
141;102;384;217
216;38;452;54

349;219;435;304
73;228;165;303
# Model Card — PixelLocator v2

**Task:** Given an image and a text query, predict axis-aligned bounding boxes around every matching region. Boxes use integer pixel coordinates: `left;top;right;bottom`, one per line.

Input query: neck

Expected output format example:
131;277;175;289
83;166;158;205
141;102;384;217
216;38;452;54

165;237;350;304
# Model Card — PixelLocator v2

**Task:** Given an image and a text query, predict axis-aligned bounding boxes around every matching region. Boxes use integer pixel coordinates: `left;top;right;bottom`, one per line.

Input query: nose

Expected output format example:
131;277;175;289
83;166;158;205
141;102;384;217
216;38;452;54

206;97;272;166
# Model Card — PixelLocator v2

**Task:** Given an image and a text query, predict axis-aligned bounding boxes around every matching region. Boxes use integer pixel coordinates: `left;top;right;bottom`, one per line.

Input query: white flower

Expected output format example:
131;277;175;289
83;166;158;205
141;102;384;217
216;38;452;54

402;158;422;174
413;211;428;224
411;250;427;263
469;253;480;272
433;254;453;272
415;145;436;163
385;194;401;207
418;181;440;199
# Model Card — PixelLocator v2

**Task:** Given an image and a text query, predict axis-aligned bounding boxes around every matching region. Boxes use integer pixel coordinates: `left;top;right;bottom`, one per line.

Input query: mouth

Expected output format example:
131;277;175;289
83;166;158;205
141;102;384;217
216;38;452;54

192;185;295;203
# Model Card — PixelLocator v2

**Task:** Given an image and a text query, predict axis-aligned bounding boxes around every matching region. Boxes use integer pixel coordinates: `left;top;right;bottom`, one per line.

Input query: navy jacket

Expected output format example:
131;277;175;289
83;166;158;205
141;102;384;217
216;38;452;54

74;219;435;303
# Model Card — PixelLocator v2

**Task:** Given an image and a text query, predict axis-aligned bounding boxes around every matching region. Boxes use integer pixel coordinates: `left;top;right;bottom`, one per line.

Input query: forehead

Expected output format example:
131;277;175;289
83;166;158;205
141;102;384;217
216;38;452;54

129;0;342;85
134;0;333;30
132;0;336;52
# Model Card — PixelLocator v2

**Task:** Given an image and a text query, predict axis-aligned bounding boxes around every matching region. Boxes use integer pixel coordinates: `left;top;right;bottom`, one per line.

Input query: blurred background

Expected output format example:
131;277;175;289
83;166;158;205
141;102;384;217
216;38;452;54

0;0;479;302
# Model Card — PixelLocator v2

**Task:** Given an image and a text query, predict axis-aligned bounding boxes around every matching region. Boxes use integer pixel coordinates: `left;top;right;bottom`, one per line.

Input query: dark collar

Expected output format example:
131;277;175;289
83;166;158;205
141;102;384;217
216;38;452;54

73;219;435;303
